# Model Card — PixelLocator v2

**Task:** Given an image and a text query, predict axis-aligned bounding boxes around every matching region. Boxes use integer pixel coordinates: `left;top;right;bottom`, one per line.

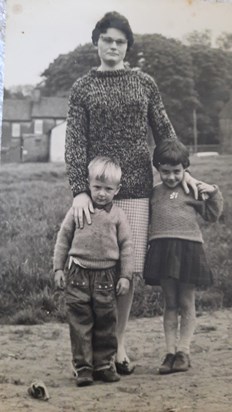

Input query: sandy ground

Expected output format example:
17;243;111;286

1;310;232;412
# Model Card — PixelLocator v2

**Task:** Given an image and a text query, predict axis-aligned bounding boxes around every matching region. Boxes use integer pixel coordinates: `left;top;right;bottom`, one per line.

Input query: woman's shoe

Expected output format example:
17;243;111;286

159;353;175;374
115;360;135;375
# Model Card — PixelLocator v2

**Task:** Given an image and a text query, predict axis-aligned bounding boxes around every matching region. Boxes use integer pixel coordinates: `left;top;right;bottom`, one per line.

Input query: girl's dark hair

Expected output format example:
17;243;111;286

92;11;134;51
153;139;190;170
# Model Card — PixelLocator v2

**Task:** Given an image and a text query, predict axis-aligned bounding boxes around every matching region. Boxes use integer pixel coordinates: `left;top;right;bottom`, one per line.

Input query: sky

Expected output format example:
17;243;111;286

2;0;232;88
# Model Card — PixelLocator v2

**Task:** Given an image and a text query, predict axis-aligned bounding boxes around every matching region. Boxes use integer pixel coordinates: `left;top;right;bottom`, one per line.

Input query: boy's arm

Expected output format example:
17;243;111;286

54;270;66;289
197;184;223;222
53;208;76;272
116;208;134;281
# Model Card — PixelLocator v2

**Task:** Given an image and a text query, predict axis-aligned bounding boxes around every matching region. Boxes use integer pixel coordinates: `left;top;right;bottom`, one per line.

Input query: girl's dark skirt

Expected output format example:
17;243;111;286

143;238;213;287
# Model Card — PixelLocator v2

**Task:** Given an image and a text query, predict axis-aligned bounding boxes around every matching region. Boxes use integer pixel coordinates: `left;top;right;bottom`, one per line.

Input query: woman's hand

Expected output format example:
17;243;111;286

72;192;94;228
116;278;130;296
182;171;199;200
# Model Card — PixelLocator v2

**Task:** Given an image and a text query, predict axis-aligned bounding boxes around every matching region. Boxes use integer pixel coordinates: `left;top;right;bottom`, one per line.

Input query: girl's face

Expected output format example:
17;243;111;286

97;28;128;69
159;163;185;189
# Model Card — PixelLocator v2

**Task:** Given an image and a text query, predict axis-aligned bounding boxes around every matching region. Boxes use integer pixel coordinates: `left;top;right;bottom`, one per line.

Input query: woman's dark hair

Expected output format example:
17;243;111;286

153;139;190;170
92;11;134;51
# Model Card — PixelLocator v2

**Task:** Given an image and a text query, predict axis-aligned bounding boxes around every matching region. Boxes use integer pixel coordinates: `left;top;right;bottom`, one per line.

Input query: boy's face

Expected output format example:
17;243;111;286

89;177;120;206
159;163;185;189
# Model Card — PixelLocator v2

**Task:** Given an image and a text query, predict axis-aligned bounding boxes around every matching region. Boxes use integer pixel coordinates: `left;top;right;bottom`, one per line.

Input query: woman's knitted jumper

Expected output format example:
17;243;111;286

65;68;176;199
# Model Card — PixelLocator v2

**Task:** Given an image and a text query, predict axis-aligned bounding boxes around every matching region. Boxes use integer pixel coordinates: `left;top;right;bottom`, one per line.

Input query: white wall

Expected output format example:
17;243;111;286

50;121;66;162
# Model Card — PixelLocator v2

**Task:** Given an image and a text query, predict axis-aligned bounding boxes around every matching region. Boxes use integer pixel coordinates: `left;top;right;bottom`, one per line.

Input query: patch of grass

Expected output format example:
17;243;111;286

0;157;231;323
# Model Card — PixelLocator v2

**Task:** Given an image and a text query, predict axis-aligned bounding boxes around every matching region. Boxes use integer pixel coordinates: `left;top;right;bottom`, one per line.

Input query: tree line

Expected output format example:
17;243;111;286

6;31;232;146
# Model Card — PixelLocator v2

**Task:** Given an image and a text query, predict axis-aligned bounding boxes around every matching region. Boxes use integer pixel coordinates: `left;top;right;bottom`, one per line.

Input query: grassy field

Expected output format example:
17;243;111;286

0;155;231;324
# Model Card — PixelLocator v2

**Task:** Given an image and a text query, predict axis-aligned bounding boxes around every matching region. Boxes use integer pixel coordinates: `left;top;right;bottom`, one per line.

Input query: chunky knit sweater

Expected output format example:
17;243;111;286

149;183;223;243
65;68;176;199
53;204;133;280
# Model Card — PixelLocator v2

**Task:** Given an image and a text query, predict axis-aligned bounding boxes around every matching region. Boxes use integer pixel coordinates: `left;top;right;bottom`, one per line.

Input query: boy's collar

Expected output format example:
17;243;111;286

93;202;113;213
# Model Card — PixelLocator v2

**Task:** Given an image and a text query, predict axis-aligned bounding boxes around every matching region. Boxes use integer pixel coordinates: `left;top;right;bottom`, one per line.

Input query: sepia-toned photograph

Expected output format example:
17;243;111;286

0;0;232;410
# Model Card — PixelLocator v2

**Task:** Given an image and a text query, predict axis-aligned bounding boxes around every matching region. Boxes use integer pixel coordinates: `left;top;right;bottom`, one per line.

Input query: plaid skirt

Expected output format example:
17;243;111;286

114;198;149;273
143;238;213;287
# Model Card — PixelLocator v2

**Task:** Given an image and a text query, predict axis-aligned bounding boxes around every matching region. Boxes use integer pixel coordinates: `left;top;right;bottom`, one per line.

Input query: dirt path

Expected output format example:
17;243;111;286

1;309;232;412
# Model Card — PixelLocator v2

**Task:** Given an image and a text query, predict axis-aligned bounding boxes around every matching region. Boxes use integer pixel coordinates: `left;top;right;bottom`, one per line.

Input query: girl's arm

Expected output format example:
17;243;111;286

196;183;223;222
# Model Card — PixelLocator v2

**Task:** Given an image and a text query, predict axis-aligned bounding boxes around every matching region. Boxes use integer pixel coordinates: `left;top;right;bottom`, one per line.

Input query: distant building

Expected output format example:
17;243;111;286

219;94;232;154
1;88;68;162
49;121;66;162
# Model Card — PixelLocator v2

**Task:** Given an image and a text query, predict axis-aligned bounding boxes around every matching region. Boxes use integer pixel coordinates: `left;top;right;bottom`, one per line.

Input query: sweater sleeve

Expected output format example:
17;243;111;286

146;75;177;143
116;209;134;281
65;81;89;197
198;186;224;222
189;186;223;223
53;208;76;271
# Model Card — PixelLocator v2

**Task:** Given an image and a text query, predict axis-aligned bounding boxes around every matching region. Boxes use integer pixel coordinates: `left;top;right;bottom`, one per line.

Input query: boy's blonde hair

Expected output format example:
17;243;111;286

88;156;122;185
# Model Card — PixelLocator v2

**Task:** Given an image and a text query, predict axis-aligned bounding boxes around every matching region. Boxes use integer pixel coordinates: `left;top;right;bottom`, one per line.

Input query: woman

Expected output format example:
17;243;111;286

65;11;198;374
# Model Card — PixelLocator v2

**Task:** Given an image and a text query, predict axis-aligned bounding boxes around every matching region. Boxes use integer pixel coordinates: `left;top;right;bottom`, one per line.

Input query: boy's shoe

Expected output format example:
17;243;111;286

93;366;120;383
172;351;191;372
159;353;175;375
76;369;93;387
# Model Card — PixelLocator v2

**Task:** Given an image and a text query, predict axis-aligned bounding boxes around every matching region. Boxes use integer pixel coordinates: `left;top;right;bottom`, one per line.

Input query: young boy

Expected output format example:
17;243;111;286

53;156;133;387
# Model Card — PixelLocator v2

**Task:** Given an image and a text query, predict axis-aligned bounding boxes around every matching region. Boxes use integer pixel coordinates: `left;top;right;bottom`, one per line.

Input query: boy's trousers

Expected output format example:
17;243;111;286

65;263;118;372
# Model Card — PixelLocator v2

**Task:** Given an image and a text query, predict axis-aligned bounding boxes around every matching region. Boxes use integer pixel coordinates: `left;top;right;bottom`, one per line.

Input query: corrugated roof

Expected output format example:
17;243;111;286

31;97;68;118
3;99;32;121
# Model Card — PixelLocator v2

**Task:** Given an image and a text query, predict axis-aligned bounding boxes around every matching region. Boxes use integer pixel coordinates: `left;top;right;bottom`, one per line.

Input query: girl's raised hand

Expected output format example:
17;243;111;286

197;182;216;198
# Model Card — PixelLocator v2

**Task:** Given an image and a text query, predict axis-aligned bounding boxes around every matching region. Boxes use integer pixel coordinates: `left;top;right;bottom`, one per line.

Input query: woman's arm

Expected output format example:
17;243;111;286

182;171;199;200
146;75;199;199
65;82;94;227
72;192;94;229
65;82;89;197
147;76;177;143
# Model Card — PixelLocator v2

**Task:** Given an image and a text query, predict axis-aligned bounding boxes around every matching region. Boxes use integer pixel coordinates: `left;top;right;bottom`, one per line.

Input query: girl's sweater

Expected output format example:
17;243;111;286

149;183;223;243
65;68;176;199
53;204;133;280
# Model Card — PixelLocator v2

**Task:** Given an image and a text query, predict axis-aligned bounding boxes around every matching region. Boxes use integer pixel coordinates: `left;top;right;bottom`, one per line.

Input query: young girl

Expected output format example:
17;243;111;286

143;139;223;374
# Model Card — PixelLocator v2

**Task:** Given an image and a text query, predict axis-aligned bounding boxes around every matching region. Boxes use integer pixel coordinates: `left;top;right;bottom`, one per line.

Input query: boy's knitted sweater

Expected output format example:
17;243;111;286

65;68;176;199
53;204;133;280
149;183;223;243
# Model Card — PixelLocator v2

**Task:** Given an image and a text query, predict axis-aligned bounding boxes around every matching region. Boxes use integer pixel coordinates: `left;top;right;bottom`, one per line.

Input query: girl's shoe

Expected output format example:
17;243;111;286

159;353;175;374
172;351;191;372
